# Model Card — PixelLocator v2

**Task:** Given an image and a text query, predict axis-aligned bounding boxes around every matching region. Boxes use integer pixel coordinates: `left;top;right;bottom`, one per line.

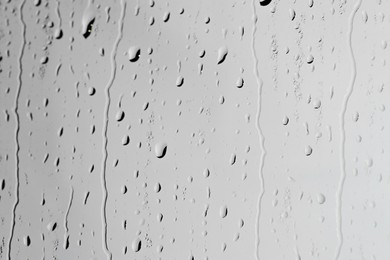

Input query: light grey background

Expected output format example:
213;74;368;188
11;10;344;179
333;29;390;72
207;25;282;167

1;0;389;259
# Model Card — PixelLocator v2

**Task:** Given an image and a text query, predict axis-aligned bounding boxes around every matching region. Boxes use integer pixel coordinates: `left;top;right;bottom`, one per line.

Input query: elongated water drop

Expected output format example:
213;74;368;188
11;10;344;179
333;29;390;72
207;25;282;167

217;46;228;64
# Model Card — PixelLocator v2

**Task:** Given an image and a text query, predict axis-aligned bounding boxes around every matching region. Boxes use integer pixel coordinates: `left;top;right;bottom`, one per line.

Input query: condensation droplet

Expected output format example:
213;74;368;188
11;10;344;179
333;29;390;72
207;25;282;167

259;0;272;6
116;110;125;122
176;76;184;87
155;142;168;158
317;193;326;204
217;46;228;64
305;145;313;156
220;205;228;218
132;238;142;252
282;116;289;125
236;77;244;88
128;46;141;62
306;54;314;64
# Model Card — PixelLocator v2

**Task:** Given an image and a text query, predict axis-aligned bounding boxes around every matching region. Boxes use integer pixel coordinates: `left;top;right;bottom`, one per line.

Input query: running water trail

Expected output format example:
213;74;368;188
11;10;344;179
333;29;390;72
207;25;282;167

63;186;74;248
55;0;62;28
8;0;26;259
101;1;126;259
251;1;266;259
335;0;362;259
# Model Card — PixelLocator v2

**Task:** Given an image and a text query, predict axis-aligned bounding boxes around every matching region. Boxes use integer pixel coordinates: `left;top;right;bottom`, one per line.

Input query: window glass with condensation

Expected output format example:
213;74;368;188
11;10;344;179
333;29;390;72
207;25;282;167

0;0;389;259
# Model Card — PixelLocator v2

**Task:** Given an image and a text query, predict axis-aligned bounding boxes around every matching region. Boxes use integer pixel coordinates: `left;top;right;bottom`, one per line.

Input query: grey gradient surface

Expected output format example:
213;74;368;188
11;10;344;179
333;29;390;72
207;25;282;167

1;0;390;259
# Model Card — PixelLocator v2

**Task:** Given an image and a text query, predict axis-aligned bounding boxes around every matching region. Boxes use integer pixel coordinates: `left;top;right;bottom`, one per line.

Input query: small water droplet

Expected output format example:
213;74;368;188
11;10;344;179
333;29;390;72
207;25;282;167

317;193;326;204
313;99;321;109
282;116;289;125
289;9;296;21
203;168;210;178
236;77;244;88
229;153;236;165
154;182;161;193
306;54;314;64
220;205;228;218
305;145;312;156
176;76;184;87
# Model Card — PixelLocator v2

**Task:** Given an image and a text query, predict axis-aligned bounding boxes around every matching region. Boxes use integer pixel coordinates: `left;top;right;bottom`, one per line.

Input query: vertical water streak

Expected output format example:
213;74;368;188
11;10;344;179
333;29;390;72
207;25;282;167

55;0;62;28
335;0;362;259
251;1;267;259
101;0;126;259
63;186;74;245
8;0;26;259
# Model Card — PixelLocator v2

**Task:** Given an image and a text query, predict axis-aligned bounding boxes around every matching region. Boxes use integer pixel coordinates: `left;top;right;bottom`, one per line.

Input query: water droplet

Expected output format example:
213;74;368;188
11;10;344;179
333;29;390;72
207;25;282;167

54;28;63;39
155;142;167;158
122;135;130;146
236;77;244;88
306;54;314;64
163;12;170;22
366;157;373;167
40;56;49;64
81;14;95;39
154;182;161;193
132;238;142;252
259;0;272;6
317;193;326;204
24;235;31;247
203;168;210;178
176;76;184;87
116;110;125;122
47;222;57;231
1;179;5;190
128;46;141;62
220;205;228;218
217;46;228;64
88;86;96;96
229;153;236;165
289;9;296;21
352;111;359;122
313;99;321;109
282;116;289;125
362;11;368;23
305;145;312;156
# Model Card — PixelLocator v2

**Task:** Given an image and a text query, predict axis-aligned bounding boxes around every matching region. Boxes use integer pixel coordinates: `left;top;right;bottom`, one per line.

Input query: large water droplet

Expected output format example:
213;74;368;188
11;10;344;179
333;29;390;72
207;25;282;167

132;238;142;252
259;0;272;6
81;12;95;39
217;46;228;64
128;46;141;62
155;142;167;158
